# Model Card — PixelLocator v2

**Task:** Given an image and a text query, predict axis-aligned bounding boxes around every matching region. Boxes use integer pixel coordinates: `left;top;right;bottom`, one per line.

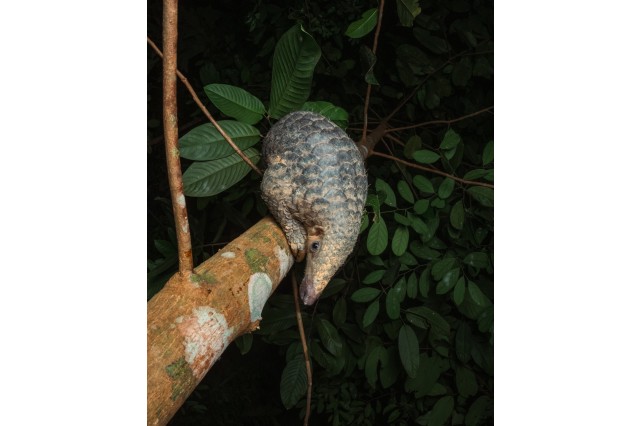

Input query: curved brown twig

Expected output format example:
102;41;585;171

386;106;494;133
360;0;386;145
148;37;263;176
292;273;313;426
371;151;494;189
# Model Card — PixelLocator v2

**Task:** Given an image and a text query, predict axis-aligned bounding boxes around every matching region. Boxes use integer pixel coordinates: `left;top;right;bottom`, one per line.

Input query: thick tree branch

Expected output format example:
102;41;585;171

148;37;263;176
148;217;294;426
162;0;193;275
370;151;494;188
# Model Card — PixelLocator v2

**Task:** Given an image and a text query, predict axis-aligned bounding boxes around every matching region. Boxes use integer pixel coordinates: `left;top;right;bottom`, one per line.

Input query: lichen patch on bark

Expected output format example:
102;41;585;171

274;246;294;281
248;272;272;321
175;306;234;380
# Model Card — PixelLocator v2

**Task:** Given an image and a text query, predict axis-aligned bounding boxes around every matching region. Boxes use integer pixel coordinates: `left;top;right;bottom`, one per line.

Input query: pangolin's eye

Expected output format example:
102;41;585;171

310;241;321;253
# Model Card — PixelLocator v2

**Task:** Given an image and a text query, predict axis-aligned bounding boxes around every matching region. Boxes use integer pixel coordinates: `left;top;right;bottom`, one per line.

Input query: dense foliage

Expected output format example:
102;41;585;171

148;0;493;424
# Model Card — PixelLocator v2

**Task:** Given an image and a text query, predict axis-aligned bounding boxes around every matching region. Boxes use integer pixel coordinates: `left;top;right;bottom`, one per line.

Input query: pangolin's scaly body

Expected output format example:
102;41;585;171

261;111;368;305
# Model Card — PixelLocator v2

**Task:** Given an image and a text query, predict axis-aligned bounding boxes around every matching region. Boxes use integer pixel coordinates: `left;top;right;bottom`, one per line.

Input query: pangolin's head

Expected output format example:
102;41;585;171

299;215;360;305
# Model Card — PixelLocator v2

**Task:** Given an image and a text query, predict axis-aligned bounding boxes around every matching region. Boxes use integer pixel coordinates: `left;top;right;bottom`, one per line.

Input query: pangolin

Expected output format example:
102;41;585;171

261;111;368;305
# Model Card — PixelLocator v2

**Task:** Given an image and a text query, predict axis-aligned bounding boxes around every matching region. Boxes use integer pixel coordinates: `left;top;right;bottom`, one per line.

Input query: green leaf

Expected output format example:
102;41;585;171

452;57;473;87
183;148;260;197
317;318;342;356
413;149;440;164
464;252;490;268
234;333;253;355
393;212;411;226
351;287;381;303
179;121;261;161
438;178;455;199
456;322;473;364
467;281;486;306
407;273;418;299
407;306;450;336
450;200;465;230
376;178;397;207
333;298;347;325
467;186;494;207
432;257;457;281
364;345;383;387
345;8;378;38
280;355;307;409
418;269;430;297
362;270;385;284
465;395;490;426
385;286;403;320
367;217;388;255
301;101;348;128
391;226;409;256
398;325;420;378
396;0;422;27
436;267;460;295
361;45;379;85
413;175;435;193
426;396;454;426
203;84;265;124
397;180;415;203
483;140;494;165
409;215;429;236
269;24;321;118
414;199;429;214
456;365;478;397
414;29;449;54
363;299;380;327
453;276;466;306
440;129;461;150
403;135;422;158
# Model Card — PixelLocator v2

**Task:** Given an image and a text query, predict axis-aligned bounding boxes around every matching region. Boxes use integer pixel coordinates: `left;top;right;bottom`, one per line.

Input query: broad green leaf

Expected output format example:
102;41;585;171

385;286;403;320
467;281;486;306
413;175;435;193
407;273;418;299
414;28;448;54
483;140;494;165
450;200;465;230
427;396;454;426
364;345;383;387
203;84;265;124
397;180;415;203
183;148;260;197
391;226;410;256
234;333;253;355
398;325;420;378
440;129;461;150
366;194;381;216
463;169;490;180
409;215;429;236
396;0;422;27
317;318;342;356
333;298;347;325
452;57;473;87
438;178;455;199
363;299;380;327
301;101;348;128
280;355;307;409
413;149;440;164
394;213;411;226
379;347;401;388
407;306;450;336
362;270;385;284
456;322;472;363
414;199;429;214
179;121;261;161
360;212;369;233
398;251;418;266
432;257;457;281
367;217;388;255
352;287;381;303
453;276;466;306
403;135;422;158
410;241;440;260
467;186;494;207
376;178;397;207
418;269;430;297
456;365;478;397
432;198;445;209
436;267;460;295
269;25;321;118
345;8;378;38
464;252;491;268
465;395;490;426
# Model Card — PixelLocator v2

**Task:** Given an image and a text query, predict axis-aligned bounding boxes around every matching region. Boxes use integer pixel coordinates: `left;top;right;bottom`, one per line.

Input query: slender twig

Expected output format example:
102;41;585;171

147;36;263;176
371;151;494;189
162;0;193;275
386;106;494;133
361;0;385;144
292;273;312;426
